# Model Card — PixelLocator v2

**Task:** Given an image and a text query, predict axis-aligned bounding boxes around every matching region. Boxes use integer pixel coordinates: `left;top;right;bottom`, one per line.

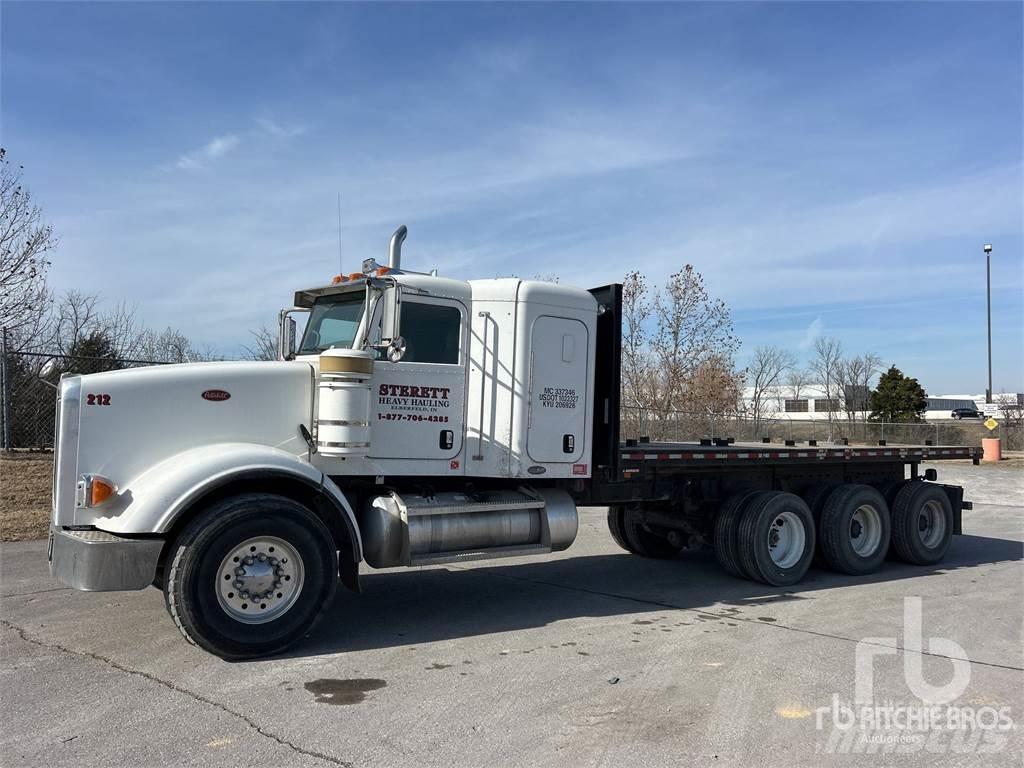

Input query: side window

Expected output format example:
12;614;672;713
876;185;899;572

400;301;461;364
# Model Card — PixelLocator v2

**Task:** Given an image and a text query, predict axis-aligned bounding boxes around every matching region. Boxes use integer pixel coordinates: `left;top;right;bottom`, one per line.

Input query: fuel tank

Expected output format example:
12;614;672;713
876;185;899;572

360;488;578;568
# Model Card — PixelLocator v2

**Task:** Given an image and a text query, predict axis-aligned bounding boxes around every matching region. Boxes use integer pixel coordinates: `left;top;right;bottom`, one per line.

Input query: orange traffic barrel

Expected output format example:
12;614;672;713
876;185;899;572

982;438;1002;462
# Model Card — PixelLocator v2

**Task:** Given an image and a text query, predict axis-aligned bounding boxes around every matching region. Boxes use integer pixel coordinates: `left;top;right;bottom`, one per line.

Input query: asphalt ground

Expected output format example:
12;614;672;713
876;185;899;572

1;462;1021;767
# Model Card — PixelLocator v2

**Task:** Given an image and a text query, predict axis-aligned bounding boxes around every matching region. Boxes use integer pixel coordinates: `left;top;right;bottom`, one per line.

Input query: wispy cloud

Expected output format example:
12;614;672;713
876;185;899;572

175;134;240;170
799;317;824;350
255;117;307;139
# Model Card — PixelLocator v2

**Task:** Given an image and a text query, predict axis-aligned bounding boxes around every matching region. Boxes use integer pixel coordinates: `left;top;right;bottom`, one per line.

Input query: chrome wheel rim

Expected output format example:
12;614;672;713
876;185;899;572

917;501;946;549
767;511;805;569
850;504;883;557
216;537;305;624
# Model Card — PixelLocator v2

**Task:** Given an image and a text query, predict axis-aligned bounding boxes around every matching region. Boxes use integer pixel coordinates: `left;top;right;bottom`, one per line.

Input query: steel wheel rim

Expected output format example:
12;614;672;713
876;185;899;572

767;510;805;569
917;500;946;549
216;536;305;624
850;504;883;557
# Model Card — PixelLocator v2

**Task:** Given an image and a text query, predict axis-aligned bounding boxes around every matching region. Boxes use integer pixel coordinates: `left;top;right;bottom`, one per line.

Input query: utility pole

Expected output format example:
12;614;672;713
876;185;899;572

984;243;993;404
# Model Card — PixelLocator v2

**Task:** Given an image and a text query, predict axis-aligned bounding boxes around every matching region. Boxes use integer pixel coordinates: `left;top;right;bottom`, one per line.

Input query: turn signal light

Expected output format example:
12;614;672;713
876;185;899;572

76;474;117;508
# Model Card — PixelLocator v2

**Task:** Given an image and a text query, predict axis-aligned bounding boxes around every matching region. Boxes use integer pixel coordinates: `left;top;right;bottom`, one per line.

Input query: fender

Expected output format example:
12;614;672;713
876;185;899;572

90;442;363;561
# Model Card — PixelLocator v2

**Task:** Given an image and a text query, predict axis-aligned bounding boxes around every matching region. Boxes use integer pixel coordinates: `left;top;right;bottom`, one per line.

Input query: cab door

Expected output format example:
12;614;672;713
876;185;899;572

369;296;467;461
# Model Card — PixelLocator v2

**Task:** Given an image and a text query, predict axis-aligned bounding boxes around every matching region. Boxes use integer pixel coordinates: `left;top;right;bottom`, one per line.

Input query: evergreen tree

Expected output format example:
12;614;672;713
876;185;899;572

869;365;927;422
69;331;122;374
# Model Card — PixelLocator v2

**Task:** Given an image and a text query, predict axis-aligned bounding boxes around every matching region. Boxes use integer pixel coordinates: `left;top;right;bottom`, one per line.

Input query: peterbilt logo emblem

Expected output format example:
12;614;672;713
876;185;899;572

201;389;231;402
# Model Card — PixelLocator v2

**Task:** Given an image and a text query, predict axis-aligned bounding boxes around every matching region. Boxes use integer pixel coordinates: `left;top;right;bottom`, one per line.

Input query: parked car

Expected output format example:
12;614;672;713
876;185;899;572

951;407;982;419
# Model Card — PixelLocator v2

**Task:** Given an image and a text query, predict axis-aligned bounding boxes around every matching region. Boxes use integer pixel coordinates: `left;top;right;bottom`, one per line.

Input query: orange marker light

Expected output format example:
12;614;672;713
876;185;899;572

376;266;391;276
91;477;116;506
79;474;117;507
348;272;363;281
331;274;348;284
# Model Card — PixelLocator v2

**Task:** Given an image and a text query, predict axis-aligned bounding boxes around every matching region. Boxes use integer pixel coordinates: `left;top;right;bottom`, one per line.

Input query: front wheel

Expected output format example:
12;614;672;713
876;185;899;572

165;494;338;659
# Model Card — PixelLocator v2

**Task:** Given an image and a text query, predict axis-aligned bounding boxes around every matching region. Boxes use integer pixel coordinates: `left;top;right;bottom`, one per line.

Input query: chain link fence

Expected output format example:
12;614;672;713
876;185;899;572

1;335;166;450
620;406;1022;449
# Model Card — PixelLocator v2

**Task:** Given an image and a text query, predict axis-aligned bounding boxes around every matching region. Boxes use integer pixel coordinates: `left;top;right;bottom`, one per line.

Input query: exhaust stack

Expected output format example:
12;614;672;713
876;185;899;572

388;225;408;269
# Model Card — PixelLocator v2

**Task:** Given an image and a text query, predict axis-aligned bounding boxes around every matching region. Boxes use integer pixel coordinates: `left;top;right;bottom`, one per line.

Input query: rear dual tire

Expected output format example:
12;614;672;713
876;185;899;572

607;505;680;559
818;485;891;575
890;482;954;565
716;491;815;586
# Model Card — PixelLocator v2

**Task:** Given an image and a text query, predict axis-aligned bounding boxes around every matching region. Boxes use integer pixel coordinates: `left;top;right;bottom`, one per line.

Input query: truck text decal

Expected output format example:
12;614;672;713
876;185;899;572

538;387;578;409
378;383;451;414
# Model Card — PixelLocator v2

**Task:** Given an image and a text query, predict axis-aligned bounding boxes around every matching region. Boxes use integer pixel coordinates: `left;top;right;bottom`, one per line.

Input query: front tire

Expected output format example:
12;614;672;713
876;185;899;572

165;494;338;660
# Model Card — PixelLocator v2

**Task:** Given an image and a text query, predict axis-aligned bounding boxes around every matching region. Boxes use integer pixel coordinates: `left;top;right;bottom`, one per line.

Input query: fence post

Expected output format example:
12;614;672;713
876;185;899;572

881;419;885;443
1;328;9;451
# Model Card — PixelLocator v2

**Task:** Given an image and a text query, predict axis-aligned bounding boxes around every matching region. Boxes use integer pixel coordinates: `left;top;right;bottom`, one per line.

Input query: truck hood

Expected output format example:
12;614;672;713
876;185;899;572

54;360;316;527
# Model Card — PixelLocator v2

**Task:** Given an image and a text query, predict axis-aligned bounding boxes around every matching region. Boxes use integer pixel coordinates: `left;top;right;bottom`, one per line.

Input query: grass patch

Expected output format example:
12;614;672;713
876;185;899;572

1;452;52;541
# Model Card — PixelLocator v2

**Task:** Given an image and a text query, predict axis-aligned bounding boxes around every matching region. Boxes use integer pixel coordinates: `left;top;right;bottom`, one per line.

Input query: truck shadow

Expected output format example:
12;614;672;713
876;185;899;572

285;533;1023;659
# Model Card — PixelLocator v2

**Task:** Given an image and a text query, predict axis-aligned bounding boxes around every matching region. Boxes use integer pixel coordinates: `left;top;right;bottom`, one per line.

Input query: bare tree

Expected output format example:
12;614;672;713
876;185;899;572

0;148;58;339
242;325;278;361
810;337;844;438
48;290;102;356
651;265;740;413
621;271;654;417
747;345;795;432
136;327;213;363
679;354;746;418
837;353;883;425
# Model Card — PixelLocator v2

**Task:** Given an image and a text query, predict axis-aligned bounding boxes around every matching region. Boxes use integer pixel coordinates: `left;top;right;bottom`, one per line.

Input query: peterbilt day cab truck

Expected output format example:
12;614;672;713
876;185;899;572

48;226;979;659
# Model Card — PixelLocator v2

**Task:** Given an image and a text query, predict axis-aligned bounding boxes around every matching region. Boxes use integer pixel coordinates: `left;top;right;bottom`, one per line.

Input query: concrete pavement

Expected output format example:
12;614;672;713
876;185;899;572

1;463;1021;767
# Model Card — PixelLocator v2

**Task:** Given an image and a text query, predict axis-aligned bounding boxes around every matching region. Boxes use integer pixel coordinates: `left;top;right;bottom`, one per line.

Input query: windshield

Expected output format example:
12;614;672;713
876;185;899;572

297;292;367;354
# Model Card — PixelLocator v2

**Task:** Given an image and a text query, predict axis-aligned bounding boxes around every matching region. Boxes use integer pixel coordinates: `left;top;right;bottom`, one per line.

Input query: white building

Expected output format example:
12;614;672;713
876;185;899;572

741;386;1022;422
740;384;859;422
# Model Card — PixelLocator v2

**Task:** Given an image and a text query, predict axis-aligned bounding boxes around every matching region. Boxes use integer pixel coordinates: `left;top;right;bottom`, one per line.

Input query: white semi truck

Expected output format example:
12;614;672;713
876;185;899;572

48;226;979;658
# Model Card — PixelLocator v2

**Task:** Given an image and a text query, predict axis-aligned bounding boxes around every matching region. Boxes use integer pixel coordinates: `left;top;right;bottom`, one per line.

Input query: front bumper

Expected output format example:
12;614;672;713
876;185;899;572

48;526;164;591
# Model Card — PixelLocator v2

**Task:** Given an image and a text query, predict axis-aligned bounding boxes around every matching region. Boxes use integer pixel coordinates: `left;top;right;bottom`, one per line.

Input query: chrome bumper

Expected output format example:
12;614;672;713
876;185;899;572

48;526;164;591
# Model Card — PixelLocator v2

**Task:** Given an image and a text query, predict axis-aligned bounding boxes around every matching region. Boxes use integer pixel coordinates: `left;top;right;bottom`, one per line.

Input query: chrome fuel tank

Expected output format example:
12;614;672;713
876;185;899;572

360;488;578;568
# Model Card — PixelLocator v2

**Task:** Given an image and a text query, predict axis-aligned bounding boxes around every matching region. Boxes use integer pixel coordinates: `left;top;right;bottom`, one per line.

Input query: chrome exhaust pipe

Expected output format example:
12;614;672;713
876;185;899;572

388;225;407;269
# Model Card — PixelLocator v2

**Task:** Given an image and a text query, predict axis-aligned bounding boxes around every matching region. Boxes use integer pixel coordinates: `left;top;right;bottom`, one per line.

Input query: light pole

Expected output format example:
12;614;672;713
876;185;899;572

983;243;993;404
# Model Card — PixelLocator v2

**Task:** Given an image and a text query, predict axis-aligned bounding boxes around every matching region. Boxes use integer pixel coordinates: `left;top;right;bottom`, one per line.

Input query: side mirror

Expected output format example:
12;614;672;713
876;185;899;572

277;309;306;360
37;358;59;391
380;286;401;345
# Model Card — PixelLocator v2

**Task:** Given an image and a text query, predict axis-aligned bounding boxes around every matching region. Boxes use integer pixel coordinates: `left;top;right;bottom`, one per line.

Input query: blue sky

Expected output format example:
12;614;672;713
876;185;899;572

2;2;1021;394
